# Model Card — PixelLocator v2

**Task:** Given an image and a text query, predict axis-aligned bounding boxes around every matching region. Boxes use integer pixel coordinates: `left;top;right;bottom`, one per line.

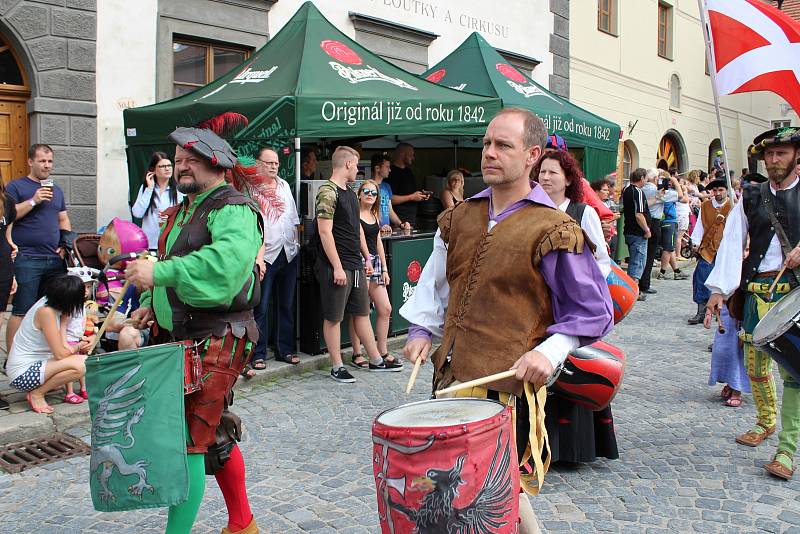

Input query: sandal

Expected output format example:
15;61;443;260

720;385;732;400
382;353;404;369
251;360;267;370
240;364;256;379
349;353;369;369
276;354;300;365
26;393;54;414
725;395;742;407
63;393;85;405
79;388;89;400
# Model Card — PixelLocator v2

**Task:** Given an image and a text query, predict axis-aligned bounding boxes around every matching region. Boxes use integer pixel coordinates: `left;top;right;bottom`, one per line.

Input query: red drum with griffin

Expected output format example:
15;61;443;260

372;398;520;534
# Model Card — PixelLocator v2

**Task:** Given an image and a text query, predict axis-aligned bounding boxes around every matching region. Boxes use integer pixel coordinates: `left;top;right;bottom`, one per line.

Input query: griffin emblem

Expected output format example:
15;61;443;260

388;432;514;534
90;365;154;502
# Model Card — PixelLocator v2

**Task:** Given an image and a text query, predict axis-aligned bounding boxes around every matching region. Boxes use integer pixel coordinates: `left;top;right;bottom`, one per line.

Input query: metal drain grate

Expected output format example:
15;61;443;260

0;432;90;474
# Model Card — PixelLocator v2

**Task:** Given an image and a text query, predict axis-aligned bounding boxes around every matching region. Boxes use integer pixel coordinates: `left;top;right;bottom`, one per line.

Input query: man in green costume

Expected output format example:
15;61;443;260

126;127;262;533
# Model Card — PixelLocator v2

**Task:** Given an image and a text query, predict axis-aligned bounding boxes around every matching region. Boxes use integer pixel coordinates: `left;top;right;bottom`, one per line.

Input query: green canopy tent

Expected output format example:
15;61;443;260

421;33;621;180
122;2;501;205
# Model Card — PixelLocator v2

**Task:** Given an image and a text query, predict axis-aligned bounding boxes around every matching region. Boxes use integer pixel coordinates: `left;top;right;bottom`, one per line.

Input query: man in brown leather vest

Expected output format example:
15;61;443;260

401;108;613;533
687;179;732;325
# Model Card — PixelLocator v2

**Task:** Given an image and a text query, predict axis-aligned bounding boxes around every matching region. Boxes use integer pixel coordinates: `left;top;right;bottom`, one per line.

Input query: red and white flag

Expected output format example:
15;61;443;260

704;0;800;112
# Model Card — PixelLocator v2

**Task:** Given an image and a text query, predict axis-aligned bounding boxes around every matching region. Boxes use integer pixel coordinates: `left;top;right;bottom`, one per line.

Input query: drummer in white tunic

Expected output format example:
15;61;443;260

705;127;800;480
401;108;613;533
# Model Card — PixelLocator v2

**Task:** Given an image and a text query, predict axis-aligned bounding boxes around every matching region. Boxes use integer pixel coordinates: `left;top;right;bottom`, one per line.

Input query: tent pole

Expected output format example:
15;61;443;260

294;136;301;358
294;137;301;202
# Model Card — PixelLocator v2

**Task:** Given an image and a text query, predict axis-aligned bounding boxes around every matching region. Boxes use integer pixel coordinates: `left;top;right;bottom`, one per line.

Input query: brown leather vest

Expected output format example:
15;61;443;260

158;185;262;341
697;199;732;263
432;199;586;396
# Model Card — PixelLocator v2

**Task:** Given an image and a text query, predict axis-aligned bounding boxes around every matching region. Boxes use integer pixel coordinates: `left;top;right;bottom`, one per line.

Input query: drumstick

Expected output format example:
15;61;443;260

86;279;131;355
405;358;423;394
434;369;517;397
766;263;789;300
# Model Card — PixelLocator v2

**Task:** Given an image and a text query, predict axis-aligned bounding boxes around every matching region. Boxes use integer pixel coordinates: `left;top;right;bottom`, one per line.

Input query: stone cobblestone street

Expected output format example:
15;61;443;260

1;271;800;533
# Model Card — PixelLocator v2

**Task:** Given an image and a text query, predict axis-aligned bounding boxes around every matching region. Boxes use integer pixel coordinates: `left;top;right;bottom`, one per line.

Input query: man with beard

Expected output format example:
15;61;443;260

687;178;732;325
706;127;800;480
125;127;262;533
401;108;613;533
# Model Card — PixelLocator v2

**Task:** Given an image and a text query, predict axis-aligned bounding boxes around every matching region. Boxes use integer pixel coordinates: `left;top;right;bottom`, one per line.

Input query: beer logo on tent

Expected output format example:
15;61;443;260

426;69;446;83
495;63;563;104
495;63;526;83
320;40;363;65
407;260;422;283
321;39;418;91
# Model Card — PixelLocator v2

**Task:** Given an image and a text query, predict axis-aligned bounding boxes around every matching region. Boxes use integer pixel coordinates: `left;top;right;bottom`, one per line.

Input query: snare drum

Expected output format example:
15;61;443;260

549;340;626;411
752;286;800;382
606;260;638;324
372;398;520;534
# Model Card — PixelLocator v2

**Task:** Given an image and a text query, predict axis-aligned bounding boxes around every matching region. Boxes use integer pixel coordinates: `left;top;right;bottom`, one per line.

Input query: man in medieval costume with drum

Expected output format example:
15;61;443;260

125;127;263;532
706;127;800;480
401;107;614;533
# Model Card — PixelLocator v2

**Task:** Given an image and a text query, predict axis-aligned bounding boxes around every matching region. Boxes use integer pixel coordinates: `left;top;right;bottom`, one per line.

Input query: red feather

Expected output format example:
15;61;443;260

230;161;285;222
195;112;249;136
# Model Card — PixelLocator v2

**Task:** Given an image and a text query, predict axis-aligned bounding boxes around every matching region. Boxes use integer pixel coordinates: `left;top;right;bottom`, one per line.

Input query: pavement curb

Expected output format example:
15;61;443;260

0;337;408;445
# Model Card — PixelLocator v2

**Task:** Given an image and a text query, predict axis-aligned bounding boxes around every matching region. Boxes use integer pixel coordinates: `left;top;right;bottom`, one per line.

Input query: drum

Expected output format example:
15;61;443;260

181;340;203;395
606;260;639;324
752;286;800;382
372;398;520;534
548;340;626;411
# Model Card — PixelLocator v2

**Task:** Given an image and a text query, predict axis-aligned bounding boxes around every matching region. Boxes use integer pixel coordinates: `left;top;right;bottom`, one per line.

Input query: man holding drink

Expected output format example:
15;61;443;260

5;144;71;352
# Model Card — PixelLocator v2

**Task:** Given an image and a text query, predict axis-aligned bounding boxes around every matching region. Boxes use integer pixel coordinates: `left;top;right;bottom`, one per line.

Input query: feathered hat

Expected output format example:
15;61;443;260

748;127;800;158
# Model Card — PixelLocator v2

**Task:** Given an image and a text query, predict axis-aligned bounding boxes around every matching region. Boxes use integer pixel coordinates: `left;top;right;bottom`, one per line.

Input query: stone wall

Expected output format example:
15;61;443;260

0;0;97;232
549;0;569;99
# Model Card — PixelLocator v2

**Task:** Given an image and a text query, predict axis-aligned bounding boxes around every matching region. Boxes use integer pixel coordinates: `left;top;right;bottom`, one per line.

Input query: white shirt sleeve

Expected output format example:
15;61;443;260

705;199;747;297
690;208;705;244
581;206;611;279
534;333;580;370
131;185;153;218
399;229;450;340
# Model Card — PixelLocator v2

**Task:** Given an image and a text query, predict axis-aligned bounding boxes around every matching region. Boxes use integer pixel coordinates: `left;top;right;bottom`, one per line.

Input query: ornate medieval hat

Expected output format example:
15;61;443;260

168;127;238;169
748;126;800;157
546;133;568;151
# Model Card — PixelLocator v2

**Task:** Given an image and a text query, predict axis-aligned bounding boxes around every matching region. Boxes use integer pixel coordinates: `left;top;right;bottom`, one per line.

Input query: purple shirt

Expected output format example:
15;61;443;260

408;182;613;346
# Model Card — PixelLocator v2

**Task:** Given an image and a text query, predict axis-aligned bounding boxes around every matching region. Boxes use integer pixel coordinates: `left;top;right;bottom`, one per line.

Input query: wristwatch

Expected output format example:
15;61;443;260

29;199;36;207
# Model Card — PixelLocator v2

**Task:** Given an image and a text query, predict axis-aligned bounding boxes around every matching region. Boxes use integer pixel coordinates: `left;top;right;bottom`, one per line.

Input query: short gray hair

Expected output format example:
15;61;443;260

492;107;547;150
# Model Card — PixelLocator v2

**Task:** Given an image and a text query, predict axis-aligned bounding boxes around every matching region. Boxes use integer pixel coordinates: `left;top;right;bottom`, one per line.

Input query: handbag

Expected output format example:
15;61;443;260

727;288;745;321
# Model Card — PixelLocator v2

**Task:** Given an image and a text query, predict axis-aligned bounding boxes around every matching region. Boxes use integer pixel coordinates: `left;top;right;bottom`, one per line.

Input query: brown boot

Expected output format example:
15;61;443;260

764;452;794;480
221;518;259;534
735;424;776;447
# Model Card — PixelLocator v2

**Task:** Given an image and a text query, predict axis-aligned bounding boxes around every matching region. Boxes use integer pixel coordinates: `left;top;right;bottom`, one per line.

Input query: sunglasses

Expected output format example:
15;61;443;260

361;190;378;197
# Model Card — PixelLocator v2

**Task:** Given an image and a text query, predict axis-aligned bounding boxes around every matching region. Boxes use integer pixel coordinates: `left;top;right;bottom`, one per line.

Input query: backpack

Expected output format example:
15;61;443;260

306;181;339;264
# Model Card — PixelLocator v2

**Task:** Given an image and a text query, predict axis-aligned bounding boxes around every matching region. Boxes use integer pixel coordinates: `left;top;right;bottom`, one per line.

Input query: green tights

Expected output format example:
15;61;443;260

165;453;206;534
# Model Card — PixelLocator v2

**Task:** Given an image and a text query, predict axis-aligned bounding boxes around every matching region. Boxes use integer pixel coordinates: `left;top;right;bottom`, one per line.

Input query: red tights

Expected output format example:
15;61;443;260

215;444;253;532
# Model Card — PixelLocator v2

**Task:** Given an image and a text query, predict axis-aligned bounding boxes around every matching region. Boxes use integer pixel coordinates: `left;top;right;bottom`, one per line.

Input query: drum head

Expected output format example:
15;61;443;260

376;398;505;428
753;287;800;345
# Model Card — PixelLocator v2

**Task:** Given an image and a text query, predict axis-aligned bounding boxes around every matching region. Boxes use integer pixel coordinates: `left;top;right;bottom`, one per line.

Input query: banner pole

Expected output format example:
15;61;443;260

697;0;736;204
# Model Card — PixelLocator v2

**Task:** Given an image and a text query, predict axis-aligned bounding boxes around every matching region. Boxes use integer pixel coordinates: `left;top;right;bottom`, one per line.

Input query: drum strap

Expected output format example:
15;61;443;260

761;184;800;286
518;383;551;496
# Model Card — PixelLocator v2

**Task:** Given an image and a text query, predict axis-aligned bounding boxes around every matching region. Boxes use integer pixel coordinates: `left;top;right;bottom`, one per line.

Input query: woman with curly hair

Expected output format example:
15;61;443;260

533;150;611;277
533;149;618;465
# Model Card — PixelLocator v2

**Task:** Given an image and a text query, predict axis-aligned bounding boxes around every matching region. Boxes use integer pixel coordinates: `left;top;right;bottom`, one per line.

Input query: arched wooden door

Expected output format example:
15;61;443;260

0;33;29;183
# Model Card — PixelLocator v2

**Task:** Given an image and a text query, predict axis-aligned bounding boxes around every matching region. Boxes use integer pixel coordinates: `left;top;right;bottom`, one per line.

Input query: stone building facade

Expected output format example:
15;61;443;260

0;0;97;232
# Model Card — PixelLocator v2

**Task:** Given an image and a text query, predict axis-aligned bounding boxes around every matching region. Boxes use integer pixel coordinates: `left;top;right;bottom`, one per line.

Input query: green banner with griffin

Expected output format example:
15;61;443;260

85;343;188;511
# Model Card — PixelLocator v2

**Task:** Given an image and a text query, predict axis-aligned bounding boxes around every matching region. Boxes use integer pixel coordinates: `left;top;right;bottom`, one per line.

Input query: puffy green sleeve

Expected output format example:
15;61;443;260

153;204;261;308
